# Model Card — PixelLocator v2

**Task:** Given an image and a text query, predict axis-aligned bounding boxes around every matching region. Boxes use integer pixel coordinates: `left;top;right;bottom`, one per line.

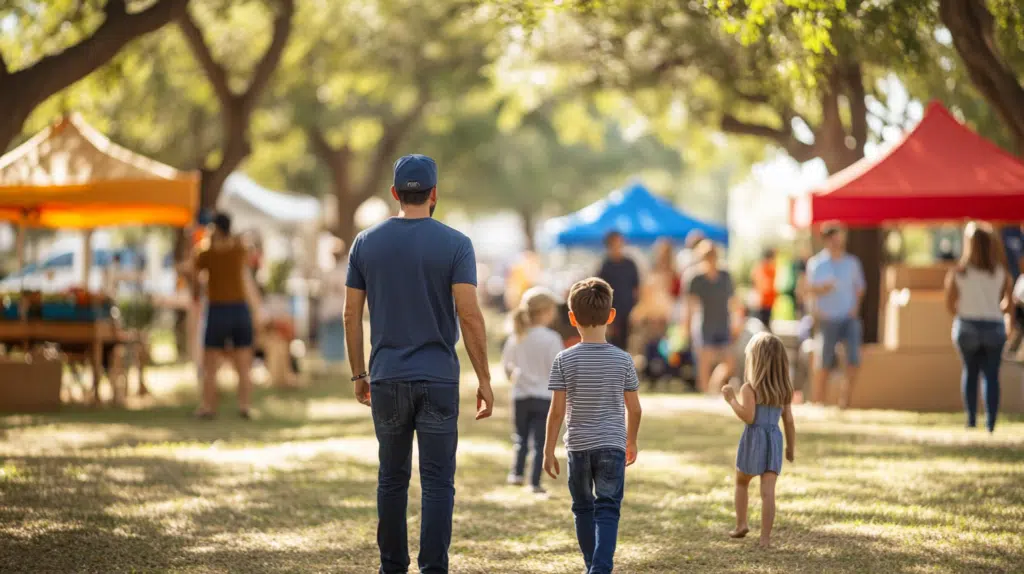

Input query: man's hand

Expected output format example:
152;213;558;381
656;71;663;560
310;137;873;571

722;385;736;403
786;444;795;463
475;381;494;420
354;378;371;406
819;279;837;294
626;441;638;467
543;451;560;479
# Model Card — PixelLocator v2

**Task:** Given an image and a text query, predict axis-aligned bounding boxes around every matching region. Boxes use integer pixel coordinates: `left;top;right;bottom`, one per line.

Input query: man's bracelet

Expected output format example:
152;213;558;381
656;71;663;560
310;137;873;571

351;372;368;382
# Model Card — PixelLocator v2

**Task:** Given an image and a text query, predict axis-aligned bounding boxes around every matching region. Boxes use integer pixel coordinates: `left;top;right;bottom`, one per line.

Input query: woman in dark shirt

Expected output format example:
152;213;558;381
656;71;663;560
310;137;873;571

192;213;257;419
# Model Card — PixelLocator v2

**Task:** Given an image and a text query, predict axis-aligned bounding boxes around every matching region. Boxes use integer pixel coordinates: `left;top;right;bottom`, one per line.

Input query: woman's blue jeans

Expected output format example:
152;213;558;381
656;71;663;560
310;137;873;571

952;318;1006;432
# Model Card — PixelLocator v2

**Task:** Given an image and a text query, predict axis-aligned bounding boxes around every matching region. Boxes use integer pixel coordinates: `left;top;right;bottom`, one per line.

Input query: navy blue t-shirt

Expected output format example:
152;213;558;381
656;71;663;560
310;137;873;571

346;217;477;384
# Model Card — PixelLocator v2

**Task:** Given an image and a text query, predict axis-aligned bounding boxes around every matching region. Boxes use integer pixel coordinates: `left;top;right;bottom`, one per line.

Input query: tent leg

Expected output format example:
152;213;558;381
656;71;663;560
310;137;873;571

82;229;94;289
15;221;26;273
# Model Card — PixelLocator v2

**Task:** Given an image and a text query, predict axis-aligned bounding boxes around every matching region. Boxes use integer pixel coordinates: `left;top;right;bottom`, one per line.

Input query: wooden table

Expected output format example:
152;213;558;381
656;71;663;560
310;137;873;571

0;319;121;403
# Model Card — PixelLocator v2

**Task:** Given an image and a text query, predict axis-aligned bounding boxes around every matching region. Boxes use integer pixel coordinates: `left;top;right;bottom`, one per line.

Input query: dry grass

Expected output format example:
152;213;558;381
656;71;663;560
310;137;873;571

1;370;1023;573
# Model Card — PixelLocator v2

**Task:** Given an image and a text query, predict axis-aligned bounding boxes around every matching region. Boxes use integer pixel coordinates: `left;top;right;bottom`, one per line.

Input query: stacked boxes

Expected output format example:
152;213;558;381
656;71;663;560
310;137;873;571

839;264;1023;413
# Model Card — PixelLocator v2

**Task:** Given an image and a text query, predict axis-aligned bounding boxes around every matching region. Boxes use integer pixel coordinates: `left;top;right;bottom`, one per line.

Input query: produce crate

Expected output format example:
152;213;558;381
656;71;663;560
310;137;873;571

40;302;111;322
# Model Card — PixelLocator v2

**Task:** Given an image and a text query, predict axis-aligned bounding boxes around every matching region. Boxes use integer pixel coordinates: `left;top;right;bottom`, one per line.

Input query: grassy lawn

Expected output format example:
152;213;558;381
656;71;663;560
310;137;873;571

1;369;1023;573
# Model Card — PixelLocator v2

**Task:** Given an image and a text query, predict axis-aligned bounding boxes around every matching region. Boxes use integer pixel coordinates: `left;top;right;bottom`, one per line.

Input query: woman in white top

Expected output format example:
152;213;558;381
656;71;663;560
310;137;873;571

944;222;1013;432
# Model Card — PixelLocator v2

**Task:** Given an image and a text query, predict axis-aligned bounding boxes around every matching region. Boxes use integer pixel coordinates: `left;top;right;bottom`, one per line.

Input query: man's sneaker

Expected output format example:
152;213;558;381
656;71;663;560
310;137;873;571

531;485;547;495
507;474;524;486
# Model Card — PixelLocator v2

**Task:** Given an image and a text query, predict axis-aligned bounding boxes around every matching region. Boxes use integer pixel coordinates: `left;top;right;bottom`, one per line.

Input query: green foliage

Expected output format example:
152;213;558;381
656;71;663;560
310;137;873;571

266;258;293;295
431;100;684;219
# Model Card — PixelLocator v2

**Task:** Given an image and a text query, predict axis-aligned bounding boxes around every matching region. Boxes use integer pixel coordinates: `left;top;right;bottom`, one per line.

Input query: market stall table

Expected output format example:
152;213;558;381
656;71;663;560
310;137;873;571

0;319;134;403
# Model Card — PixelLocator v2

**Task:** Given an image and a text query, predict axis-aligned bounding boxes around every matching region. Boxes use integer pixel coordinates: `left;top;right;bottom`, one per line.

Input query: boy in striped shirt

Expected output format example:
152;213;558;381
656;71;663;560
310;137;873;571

544;277;643;574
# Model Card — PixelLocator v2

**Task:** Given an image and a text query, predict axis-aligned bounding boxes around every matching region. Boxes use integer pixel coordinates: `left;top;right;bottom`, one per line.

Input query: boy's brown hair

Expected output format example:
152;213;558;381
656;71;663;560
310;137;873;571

568;277;614;327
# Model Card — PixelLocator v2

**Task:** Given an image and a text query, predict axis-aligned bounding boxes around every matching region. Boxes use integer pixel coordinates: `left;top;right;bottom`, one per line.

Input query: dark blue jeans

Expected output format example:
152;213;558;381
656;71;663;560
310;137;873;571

567;448;626;574
953;318;1006;432
371;381;459;574
512;397;550;487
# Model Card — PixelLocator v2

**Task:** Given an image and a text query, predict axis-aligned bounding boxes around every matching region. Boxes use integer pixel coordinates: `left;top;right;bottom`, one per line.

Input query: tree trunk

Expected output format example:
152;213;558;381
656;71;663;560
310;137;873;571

0;0;187;152
940;0;1024;154
177;0;294;208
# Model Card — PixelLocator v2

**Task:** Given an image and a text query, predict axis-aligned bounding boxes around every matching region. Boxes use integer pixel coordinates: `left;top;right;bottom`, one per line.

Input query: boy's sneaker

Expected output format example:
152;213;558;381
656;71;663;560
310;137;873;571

531;485;547;495
507;474;524;486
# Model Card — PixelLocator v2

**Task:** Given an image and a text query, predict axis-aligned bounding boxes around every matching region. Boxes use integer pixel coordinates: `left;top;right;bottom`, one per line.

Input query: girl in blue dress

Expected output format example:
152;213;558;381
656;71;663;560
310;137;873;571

722;332;796;548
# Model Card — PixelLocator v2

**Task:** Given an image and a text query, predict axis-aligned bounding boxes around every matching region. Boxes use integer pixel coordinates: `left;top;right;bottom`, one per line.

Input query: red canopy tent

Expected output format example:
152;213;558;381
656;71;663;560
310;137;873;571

791;101;1024;227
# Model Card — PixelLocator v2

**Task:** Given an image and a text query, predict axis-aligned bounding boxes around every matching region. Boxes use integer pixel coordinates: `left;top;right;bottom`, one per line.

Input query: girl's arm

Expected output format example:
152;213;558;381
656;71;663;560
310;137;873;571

782;403;796;462
722;383;756;424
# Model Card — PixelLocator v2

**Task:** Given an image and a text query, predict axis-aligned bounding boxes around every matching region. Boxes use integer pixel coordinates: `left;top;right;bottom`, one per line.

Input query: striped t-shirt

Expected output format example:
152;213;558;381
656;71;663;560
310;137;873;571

548;342;640;452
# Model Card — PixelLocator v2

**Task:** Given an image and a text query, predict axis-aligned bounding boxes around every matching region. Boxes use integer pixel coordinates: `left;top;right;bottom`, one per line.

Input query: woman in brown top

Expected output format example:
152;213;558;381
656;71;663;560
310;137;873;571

193;213;257;419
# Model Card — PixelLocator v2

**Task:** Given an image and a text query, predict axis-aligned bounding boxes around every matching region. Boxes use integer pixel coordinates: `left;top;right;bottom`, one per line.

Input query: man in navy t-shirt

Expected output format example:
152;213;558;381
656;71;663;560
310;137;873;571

344;154;493;574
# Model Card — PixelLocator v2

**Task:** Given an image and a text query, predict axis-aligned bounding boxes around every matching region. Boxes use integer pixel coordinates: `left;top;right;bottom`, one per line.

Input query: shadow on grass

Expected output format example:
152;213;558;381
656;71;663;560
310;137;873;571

0;382;1022;572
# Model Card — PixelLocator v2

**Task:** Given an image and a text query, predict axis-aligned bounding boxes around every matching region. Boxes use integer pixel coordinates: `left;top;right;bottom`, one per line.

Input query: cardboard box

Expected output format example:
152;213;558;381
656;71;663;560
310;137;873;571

883;289;953;349
885;264;953;291
0;356;62;412
824;344;1024;413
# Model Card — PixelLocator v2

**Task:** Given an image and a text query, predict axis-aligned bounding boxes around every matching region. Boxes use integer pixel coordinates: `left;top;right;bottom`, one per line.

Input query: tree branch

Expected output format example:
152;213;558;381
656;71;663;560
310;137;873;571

939;0;1024;152
721;114;817;163
177;6;234;107
1;0;187;149
356;89;431;202
239;0;295;117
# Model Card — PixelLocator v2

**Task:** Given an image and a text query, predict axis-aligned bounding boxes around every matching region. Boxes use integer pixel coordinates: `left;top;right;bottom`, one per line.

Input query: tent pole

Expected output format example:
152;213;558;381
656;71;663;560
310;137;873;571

82;229;94;289
15;219;26;273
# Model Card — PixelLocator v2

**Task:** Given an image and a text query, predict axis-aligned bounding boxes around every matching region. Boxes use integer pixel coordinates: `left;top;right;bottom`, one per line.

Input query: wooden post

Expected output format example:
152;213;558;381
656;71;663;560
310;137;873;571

14;219;26;272
82;229;94;289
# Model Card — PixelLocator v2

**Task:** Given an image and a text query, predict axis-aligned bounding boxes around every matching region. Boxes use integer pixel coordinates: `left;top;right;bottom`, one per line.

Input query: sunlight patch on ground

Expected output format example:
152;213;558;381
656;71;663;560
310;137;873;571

0;424;178;453
149;437;382;468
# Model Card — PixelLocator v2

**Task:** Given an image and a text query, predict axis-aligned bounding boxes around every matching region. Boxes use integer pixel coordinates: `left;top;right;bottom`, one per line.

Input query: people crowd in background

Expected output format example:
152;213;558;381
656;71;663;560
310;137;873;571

683;239;740;393
596;231;640;351
502;287;562;493
189;213;258;420
318;239;348;371
751;248;776;330
944;222;1013;432
806;225;865;409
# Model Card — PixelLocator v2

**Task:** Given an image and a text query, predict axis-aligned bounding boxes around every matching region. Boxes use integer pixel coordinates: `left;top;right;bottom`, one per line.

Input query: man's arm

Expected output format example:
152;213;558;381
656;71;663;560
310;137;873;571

804;259;836;296
543;390;567;478
453;283;493;419
344;287;370;406
852;259;866;317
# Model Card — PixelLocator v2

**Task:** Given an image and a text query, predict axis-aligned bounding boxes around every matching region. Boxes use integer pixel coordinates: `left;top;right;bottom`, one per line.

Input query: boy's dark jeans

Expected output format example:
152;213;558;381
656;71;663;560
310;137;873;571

567;448;626;574
371;381;459;574
512;397;551;487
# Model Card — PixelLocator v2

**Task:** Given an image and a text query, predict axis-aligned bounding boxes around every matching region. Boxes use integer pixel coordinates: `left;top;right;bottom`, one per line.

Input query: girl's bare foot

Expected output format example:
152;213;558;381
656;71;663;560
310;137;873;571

728;527;749;539
758;537;771;548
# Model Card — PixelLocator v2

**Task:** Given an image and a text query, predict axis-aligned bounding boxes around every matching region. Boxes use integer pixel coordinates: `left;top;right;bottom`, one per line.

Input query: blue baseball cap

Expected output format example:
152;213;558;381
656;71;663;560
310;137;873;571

393;154;438;193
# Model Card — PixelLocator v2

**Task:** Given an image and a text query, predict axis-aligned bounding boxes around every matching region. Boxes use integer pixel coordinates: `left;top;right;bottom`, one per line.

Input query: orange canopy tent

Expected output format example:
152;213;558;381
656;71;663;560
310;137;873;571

791;102;1024;228
0;114;198;229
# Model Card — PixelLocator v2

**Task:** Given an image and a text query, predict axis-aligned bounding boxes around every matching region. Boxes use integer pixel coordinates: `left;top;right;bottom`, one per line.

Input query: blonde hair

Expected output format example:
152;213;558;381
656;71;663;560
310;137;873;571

744;332;793;407
513;288;558;338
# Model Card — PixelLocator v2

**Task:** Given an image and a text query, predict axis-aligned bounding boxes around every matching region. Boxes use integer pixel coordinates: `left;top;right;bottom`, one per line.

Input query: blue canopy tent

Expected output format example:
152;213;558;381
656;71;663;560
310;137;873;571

541;182;728;249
